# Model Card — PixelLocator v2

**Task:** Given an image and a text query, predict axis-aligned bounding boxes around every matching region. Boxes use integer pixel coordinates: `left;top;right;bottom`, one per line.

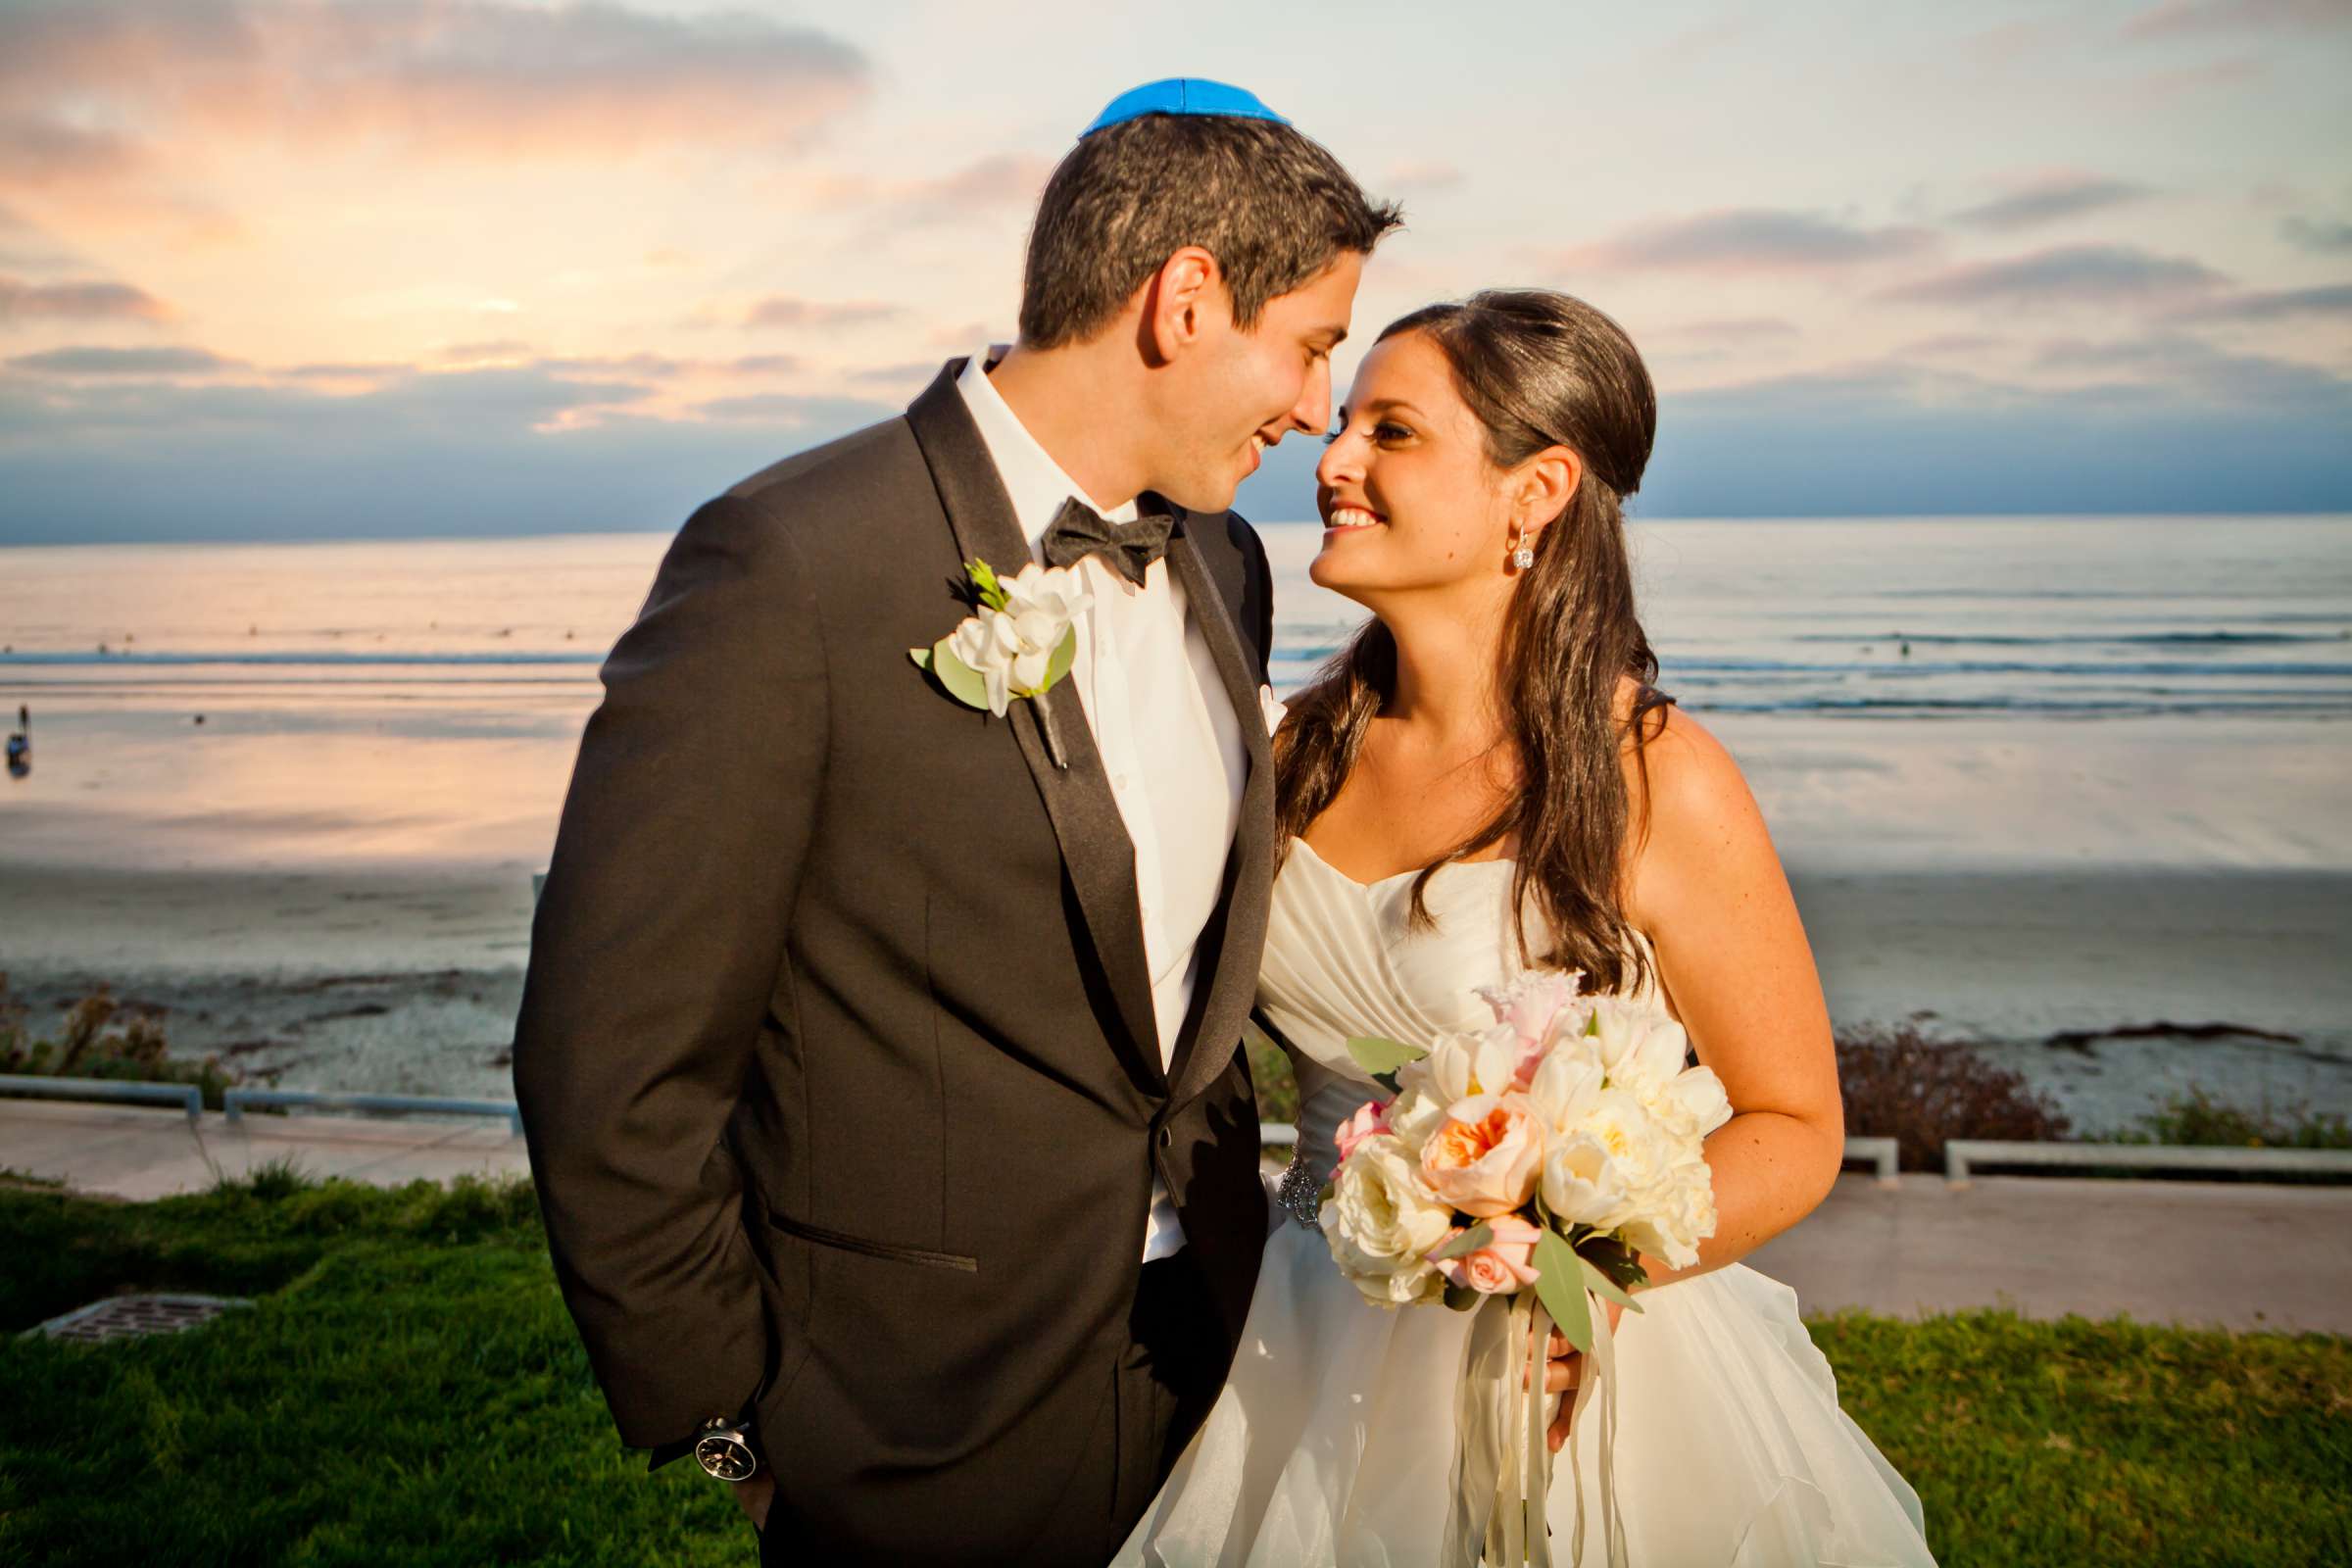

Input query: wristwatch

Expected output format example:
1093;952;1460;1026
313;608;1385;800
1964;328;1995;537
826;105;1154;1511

693;1413;762;1482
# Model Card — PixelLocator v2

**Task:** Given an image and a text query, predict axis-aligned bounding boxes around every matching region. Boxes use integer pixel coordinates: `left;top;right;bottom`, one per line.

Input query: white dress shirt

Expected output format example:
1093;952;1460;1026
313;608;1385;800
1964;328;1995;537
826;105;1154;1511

956;350;1248;1262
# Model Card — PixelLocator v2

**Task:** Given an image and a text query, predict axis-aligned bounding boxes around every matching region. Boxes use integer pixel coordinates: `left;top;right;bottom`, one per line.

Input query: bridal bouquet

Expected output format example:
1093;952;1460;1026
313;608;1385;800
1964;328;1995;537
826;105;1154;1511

1318;971;1732;1567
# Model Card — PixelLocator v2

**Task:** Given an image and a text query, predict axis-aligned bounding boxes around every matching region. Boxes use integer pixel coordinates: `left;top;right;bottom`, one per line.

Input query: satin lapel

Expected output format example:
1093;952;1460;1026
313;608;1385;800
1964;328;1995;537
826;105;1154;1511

904;363;1161;1073
1162;520;1278;1107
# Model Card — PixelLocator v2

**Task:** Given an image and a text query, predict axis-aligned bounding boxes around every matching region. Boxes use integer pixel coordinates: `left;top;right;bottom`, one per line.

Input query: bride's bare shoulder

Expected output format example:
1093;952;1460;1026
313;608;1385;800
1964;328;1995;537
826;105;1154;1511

1613;678;1766;868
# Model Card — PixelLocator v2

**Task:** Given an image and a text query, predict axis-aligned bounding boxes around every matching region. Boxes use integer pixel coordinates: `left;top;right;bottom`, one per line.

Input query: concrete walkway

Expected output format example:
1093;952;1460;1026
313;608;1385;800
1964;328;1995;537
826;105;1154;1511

7;1099;2347;1335
0;1098;530;1201
1745;1168;2352;1334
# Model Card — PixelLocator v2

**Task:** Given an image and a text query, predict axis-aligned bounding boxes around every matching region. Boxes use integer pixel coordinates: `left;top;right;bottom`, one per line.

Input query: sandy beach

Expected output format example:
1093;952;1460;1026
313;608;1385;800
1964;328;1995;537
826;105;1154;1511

5;857;2344;1134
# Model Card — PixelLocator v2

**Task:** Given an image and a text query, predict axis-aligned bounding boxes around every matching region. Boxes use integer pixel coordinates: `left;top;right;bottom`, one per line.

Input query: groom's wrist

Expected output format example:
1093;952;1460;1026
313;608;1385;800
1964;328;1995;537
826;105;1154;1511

645;1411;763;1476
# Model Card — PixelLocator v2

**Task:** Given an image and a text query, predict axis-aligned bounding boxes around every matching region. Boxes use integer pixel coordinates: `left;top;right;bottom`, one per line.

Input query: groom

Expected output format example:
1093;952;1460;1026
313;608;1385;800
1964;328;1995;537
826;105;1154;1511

513;80;1399;1563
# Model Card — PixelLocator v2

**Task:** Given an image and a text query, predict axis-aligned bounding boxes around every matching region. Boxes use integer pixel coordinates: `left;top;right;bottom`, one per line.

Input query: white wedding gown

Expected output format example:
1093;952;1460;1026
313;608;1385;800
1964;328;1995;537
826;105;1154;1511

1116;841;1936;1566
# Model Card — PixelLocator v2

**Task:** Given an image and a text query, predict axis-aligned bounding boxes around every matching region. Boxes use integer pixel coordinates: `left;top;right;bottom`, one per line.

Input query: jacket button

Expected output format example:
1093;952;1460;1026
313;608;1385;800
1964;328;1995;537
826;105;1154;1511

1156;1127;1173;1149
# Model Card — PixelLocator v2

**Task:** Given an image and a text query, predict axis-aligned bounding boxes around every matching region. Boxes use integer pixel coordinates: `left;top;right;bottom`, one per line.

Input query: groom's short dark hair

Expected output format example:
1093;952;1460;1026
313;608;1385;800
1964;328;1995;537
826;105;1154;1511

1018;114;1402;350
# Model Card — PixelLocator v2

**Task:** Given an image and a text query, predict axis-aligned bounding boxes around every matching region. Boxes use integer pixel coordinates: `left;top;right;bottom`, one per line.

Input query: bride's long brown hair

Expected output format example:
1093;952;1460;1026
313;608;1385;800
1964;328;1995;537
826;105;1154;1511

1274;289;1673;992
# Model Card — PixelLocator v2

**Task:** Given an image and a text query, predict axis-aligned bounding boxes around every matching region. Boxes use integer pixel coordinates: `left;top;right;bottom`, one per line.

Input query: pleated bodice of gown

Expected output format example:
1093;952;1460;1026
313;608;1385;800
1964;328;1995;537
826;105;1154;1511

1258;837;1662;1206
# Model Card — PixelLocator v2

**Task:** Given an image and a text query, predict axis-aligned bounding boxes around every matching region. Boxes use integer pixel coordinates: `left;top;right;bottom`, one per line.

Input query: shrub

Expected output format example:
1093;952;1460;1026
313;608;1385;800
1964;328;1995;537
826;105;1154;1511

0;972;240;1109
1837;1023;2071;1172
2097;1085;2352;1151
1246;1025;1299;1128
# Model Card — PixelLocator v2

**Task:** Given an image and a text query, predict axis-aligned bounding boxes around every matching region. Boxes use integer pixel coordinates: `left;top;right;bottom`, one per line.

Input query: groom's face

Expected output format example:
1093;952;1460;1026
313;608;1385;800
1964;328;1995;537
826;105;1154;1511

1150;250;1363;514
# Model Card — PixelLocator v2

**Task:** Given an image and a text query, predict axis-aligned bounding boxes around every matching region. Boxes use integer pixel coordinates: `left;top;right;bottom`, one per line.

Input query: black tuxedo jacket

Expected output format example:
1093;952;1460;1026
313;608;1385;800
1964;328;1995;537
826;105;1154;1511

512;360;1276;1556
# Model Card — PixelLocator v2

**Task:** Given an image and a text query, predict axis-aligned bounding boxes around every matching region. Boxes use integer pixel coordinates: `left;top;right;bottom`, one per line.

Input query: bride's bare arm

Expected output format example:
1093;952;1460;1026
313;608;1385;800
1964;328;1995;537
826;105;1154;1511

1622;706;1845;1290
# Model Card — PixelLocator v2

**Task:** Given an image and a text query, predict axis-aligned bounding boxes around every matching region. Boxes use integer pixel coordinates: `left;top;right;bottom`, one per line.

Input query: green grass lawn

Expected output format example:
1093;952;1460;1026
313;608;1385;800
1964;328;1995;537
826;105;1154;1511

3;1164;2346;1567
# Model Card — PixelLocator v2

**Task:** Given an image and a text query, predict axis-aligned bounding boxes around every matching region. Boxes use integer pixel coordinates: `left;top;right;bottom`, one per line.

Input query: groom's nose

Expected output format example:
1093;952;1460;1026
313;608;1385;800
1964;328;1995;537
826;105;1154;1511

1282;357;1333;440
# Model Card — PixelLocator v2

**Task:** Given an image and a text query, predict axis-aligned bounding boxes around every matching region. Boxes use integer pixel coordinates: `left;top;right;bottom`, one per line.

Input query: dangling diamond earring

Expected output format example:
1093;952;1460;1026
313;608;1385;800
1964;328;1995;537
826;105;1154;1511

1509;524;1535;572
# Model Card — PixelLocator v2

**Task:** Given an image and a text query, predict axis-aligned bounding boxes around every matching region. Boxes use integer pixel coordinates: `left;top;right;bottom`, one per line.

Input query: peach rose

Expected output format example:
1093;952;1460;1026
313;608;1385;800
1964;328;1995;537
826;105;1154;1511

1418;1093;1544;1218
1435;1213;1545;1295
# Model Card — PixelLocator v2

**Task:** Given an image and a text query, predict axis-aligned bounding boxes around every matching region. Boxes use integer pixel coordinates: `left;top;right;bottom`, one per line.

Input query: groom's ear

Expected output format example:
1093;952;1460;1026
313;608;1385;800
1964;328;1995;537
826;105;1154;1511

1140;245;1225;367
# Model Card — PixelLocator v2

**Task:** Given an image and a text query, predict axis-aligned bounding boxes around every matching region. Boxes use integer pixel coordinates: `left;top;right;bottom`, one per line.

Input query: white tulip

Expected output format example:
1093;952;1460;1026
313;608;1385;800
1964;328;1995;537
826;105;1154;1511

1528;1050;1604;1134
1667;1063;1734;1138
1591;998;1689;1093
1397;1028;1472;1105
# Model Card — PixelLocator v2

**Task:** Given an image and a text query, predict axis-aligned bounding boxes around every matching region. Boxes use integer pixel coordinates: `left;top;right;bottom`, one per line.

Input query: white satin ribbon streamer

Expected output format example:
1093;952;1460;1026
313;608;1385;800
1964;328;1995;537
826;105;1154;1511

1562;1288;1629;1568
1443;1287;1627;1568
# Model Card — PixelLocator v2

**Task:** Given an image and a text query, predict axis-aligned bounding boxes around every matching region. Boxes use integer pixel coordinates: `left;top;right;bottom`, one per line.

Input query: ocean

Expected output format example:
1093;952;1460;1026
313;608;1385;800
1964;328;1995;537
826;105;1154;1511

6;514;2347;714
2;514;2347;874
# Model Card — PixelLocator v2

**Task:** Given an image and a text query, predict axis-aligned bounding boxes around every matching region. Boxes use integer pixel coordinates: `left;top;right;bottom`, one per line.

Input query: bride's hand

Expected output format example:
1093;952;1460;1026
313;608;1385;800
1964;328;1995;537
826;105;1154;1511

1543;1298;1628;1452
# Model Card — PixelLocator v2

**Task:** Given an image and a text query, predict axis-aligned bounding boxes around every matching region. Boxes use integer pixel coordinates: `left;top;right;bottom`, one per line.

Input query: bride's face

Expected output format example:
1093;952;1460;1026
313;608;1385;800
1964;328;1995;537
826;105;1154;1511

1309;330;1517;608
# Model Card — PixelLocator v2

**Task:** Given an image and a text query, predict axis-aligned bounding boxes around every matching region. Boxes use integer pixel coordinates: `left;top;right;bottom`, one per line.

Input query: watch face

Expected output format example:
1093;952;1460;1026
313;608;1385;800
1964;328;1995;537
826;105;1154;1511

696;1434;756;1482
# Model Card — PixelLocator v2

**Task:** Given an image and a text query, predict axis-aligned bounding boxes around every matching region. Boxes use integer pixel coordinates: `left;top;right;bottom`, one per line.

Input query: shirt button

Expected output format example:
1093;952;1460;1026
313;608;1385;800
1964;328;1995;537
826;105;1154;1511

1157;1127;1173;1149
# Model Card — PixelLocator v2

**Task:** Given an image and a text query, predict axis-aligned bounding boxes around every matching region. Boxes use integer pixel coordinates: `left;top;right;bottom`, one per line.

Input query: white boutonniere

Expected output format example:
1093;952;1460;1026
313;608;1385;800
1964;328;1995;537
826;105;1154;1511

909;558;1094;765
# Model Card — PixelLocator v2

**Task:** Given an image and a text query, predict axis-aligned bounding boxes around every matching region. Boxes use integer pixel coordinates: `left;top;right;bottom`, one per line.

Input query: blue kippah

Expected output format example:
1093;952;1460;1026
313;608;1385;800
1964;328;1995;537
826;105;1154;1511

1080;78;1292;138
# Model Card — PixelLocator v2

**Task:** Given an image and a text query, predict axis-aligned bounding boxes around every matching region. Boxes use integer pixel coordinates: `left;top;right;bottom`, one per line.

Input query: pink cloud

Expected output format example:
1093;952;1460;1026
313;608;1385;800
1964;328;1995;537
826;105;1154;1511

8;344;243;375
2123;0;2350;40
1554;209;1936;275
1947;173;2157;232
1881;244;2230;308
0;274;169;322
0;0;872;183
741;297;902;331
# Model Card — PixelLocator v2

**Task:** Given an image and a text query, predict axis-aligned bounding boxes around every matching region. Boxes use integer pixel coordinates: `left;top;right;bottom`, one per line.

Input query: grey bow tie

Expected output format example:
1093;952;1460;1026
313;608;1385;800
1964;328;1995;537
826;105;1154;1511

1040;495;1176;587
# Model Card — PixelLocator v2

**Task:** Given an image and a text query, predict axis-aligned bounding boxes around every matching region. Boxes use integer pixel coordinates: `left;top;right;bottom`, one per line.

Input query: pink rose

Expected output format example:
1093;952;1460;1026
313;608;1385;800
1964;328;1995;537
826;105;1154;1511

1435;1213;1544;1295
1418;1094;1544;1218
1333;1099;1392;1164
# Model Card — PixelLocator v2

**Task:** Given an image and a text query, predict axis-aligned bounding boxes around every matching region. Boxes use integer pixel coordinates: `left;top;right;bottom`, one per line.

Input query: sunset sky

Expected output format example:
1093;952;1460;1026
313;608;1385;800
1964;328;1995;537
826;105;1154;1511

2;0;2348;543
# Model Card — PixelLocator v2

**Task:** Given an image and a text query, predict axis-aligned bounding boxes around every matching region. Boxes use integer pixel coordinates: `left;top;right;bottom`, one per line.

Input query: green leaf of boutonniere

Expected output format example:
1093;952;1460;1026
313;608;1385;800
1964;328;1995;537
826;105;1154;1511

913;637;992;710
1041;624;1077;693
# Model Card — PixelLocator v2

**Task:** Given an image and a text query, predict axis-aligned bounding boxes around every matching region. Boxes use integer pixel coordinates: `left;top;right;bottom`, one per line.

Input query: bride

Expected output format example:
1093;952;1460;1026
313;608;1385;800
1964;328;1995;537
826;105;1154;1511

1118;290;1935;1565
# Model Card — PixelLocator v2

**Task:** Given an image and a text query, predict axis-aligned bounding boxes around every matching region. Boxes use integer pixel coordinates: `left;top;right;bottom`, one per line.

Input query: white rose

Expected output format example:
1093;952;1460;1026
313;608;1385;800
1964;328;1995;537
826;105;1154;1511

1321;1133;1453;1285
1636;1081;1699;1147
1620;1165;1717;1271
1351;1255;1447;1307
1384;1085;1447;1152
